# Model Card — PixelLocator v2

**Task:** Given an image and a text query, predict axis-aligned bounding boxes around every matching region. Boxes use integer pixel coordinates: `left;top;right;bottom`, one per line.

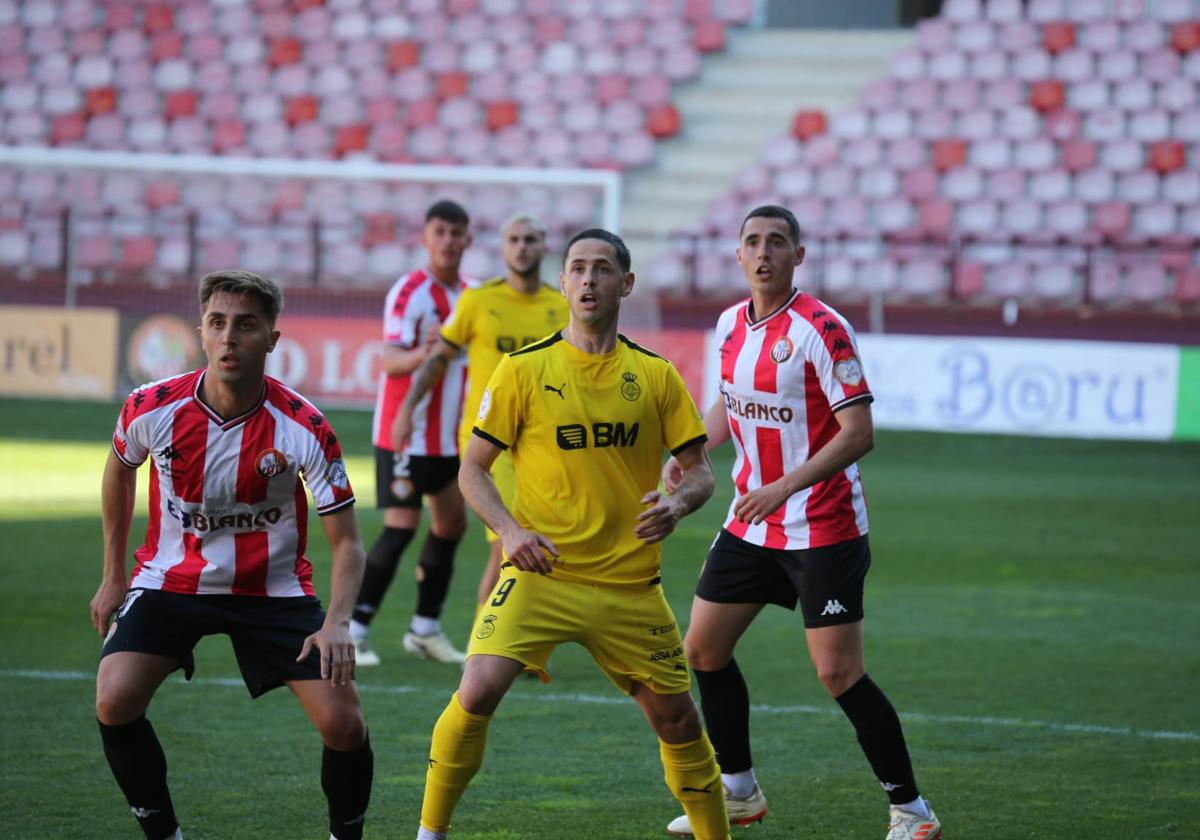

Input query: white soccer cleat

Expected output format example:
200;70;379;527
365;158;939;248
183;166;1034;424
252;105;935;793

666;784;768;836
885;804;942;840
353;637;381;667
403;630;467;664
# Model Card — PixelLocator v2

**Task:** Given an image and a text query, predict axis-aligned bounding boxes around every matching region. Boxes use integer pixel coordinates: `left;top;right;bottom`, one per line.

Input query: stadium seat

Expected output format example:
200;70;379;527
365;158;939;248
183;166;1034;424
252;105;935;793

1148;139;1187;172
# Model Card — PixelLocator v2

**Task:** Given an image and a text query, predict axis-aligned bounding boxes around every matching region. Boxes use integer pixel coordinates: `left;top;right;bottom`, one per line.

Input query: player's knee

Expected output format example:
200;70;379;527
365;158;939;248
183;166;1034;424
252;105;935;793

95;681;146;725
684;640;730;673
431;517;467;541
315;702;367;751
815;662;861;697
649;700;702;743
456;682;504;716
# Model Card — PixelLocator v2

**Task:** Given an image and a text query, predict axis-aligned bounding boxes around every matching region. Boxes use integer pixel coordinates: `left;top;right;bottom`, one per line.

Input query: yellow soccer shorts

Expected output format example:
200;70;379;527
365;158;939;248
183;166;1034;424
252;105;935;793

469;566;691;696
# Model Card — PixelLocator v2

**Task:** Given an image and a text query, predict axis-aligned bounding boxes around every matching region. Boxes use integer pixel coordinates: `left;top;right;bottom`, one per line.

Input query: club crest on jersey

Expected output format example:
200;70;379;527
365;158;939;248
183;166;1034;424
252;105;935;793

478;388;492;420
476;613;497;639
325;458;349;490
833;356;864;386
255;448;289;478
770;336;794;364
621;371;642;401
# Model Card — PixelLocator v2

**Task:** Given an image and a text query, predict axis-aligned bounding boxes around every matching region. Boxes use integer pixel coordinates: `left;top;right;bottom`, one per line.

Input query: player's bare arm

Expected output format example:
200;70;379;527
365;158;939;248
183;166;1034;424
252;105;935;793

392;336;458;450
662;396;729;493
735;400;875;525
379;322;442;378
459;434;558;574
638;441;714;545
298;506;366;686
91;450;138;636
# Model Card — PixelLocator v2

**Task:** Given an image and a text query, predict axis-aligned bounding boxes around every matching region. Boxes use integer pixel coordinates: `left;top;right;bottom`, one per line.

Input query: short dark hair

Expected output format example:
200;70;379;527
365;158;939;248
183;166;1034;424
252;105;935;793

563;228;631;273
425;199;470;227
198;269;283;325
740;205;801;245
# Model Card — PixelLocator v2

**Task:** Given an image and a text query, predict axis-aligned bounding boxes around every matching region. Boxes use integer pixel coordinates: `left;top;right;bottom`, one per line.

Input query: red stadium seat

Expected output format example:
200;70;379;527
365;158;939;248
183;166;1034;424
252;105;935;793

285;95;319;125
693;19;725;52
164;90;197;119
268;38;302;67
1179;21;1200;54
51;113;86;144
387;40;421;70
335;124;369;157
1042;22;1076;53
1029;80;1064;112
932;138;967;170
920;199;955;237
1174;265;1200;302
1149;139;1186;172
646;103;681;138
953;261;985;296
85;86;118;116
485;100;519;131
1060;140;1096;171
792;110;827;140
211;119;246;152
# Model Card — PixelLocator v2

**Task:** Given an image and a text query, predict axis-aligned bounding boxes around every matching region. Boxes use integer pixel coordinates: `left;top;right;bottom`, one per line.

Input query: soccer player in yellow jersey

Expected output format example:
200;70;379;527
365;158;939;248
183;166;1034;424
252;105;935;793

394;214;569;618
413;230;731;840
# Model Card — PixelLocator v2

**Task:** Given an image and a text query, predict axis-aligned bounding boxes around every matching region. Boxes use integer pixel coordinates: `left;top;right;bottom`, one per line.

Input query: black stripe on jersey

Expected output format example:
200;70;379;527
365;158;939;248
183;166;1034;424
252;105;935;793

510;331;563;356
831;393;875;413
472;427;510;450
670;434;708;457
317;497;356;516
617;334;662;359
440;334;462;350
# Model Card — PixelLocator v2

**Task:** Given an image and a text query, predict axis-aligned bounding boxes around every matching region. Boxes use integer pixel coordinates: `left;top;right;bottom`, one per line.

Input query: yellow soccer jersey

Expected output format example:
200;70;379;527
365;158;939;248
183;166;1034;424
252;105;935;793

473;332;707;586
440;277;569;449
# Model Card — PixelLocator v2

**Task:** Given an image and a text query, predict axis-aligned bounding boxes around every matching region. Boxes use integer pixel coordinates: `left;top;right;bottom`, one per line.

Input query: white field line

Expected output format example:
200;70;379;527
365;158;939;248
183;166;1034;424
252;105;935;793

4;668;1197;743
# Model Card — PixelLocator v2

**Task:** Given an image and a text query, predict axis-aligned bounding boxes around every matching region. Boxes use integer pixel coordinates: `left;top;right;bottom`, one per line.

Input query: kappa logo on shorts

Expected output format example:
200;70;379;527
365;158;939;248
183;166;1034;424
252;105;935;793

475;613;498;639
820;599;848;616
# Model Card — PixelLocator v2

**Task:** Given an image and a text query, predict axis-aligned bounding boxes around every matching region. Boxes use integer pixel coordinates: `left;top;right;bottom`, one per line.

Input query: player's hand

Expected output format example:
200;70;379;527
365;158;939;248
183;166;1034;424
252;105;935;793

298;622;356;687
421;323;441;347
90;578;128;637
733;479;794;526
636;490;685;544
500;527;558;574
660;456;683;494
391;408;414;452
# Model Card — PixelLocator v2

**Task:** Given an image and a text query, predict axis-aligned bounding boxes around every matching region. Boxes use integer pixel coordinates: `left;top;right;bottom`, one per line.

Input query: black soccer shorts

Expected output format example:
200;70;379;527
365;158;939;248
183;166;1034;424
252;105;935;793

374;448;460;508
695;530;872;628
100;588;330;697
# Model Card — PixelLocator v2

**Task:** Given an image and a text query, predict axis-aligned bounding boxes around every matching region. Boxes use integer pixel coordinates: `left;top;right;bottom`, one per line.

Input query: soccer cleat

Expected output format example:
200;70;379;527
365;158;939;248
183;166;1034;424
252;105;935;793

666;784;767;836
403;630;467;664
885;804;942;840
353;637;381;667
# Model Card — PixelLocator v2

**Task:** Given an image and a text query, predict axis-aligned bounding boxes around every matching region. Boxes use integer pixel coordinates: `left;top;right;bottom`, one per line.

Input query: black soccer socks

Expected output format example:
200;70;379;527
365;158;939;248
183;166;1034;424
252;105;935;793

352;526;415;625
322;731;374;840
414;533;461;619
834;674;920;805
693;657;754;774
98;716;179;840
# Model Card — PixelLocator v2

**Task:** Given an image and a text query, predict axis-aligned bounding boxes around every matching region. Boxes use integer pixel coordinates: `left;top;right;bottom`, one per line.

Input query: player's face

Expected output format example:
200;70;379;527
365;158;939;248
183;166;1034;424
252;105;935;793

502;221;546;279
559;238;633;324
199;291;279;387
422;217;471;275
736;216;805;293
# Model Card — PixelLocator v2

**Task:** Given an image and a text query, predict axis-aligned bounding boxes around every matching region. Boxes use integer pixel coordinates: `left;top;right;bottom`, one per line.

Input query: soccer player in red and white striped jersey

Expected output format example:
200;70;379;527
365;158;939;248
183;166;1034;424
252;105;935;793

91;270;373;840
662;207;942;840
352;200;475;667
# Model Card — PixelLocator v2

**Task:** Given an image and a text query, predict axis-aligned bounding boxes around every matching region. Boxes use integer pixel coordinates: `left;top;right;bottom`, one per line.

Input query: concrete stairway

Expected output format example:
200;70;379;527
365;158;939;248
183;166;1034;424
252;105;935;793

621;27;913;296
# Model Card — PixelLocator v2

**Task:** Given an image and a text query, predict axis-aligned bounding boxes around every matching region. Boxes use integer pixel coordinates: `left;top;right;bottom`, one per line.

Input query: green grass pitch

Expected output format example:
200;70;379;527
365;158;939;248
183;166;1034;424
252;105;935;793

1;396;1197;839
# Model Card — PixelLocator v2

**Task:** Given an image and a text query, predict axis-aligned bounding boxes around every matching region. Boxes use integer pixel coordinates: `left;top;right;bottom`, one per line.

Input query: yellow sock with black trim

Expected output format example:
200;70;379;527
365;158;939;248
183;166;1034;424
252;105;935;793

420;692;491;834
659;733;730;840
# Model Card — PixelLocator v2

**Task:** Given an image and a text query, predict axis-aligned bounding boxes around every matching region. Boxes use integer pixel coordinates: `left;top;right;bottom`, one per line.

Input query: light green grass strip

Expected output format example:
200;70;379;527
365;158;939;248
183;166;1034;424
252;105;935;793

0;440;376;520
1176;347;1200;440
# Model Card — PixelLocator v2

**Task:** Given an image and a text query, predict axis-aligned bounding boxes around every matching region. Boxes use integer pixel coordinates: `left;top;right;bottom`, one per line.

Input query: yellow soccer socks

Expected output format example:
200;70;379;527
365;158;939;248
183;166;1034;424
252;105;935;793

420;693;491;834
659;734;730;840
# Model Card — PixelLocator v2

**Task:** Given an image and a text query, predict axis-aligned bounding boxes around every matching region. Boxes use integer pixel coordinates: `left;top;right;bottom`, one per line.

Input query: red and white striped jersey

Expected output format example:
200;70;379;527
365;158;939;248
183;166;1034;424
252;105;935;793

372;267;471;455
716;289;873;550
112;370;355;597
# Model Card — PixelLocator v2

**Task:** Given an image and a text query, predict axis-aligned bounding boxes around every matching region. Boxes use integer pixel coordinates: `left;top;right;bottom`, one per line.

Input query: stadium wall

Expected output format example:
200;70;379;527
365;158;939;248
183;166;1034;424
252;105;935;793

2;303;1196;442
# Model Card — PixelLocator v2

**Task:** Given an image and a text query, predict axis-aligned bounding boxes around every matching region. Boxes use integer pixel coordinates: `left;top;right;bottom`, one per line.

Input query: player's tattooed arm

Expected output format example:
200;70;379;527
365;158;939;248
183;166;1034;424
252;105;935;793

392;337;457;450
639;442;714;544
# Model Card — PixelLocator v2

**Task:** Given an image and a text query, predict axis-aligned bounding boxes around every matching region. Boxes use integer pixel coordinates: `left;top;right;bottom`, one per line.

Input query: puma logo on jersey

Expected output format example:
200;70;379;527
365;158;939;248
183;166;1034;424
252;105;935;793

820;599;847;616
544;382;566;399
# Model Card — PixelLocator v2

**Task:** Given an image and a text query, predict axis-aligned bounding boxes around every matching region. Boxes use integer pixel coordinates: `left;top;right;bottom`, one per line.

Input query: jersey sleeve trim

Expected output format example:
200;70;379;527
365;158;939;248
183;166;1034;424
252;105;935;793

670;433;708;457
439;335;462;350
617;333;663;359
831;393;875;412
471;427;510;450
112;442;141;468
317;497;356;516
